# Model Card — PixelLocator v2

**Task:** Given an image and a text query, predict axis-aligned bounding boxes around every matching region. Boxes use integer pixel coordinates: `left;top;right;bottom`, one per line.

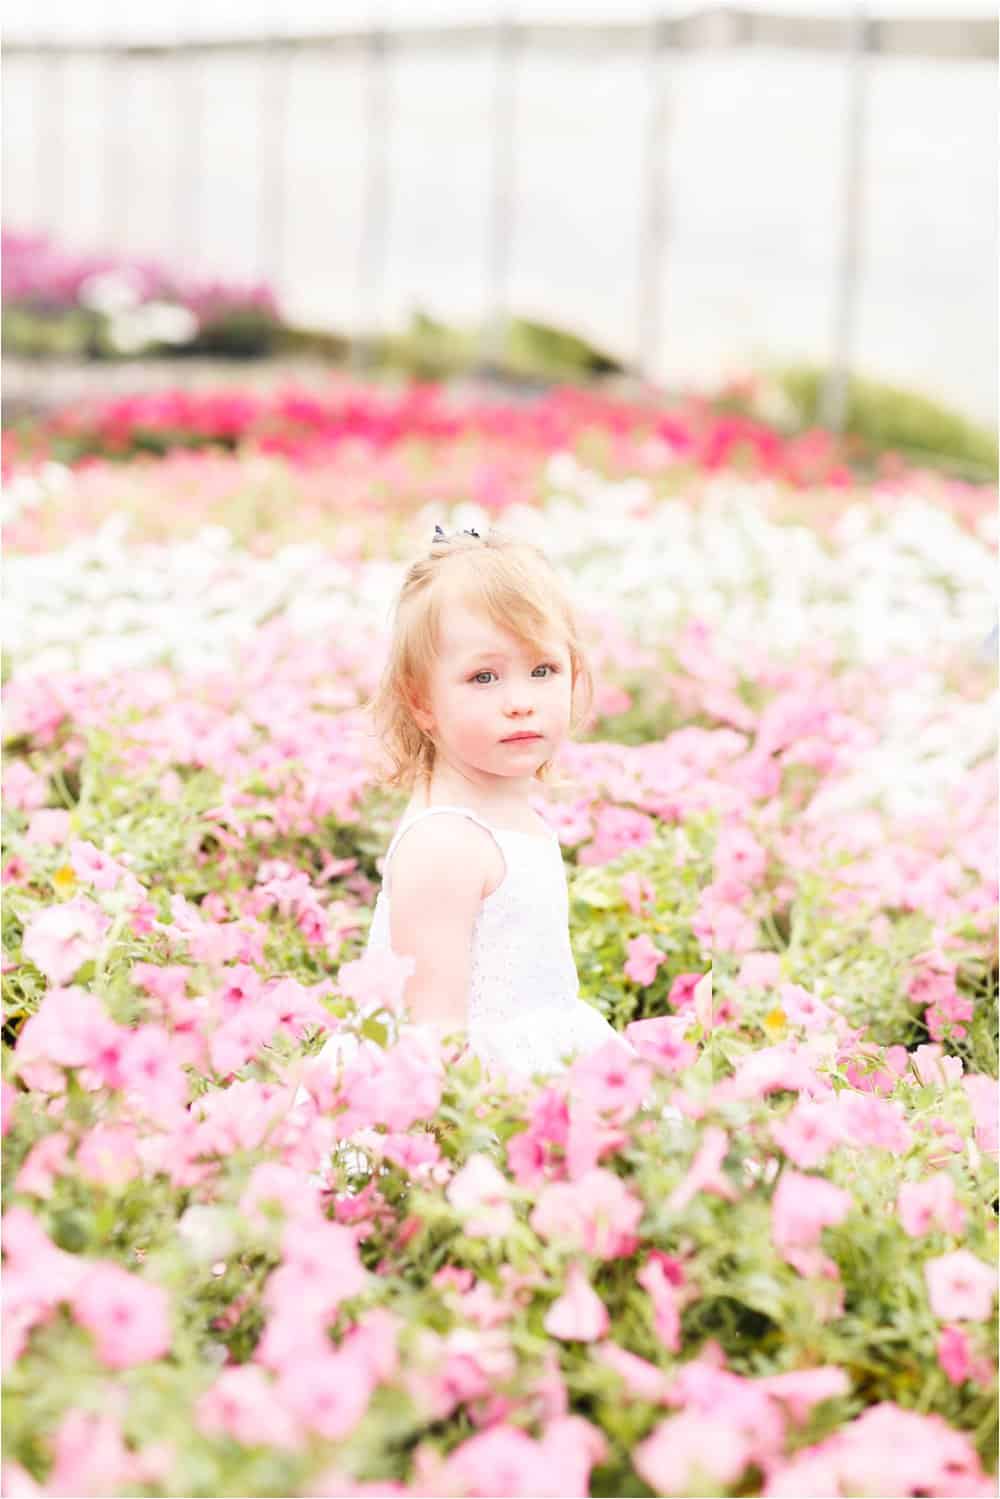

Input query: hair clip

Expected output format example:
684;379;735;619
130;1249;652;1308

463;528;481;539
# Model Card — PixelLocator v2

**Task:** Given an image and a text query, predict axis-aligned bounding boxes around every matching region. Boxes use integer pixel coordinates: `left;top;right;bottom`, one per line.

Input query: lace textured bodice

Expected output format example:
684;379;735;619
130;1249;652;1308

365;804;633;1079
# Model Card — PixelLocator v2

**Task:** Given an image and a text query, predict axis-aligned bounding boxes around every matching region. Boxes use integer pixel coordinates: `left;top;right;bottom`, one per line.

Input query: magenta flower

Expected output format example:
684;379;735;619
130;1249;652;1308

506;1086;570;1189
667;971;703;1012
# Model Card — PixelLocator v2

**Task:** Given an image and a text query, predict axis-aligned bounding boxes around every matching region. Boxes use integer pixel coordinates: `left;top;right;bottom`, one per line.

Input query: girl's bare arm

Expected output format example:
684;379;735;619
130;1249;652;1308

387;815;496;1038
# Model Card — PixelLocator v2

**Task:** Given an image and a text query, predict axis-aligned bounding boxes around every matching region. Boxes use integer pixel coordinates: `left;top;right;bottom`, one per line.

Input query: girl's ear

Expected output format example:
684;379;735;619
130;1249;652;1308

406;685;434;735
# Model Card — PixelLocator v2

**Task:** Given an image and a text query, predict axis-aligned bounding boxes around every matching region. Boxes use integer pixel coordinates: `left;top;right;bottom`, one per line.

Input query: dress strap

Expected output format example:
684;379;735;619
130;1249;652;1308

382;806;503;885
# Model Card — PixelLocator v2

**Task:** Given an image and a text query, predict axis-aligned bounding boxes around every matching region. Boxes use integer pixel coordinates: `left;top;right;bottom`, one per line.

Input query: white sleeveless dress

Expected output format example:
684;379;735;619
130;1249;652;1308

301;804;633;1094
368;804;634;1080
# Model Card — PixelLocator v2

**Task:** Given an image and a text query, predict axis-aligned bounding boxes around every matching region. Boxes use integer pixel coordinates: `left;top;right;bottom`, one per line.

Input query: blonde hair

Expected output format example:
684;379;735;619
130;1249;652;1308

365;527;594;793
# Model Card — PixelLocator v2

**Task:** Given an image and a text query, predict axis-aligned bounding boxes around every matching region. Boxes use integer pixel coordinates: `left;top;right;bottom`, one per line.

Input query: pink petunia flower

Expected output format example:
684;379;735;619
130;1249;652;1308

619;871;655;917
623;934;666;987
196;1364;301;1448
71;1261;172;1369
14;1131;72;1199
897;1173;967;1238
447;1154;516;1238
737;951;783;991
771;1098;844;1168
634;1410;751;1495
276;1349;375;1441
68;839;126;892
593;1342;671;1402
771;1170;852;1253
924;1250;996;1322
23;809;71;846
667;1125;737;1213
21;898;109;985
911;1043;965;1088
936;1325;972;1385
636;1251;684;1353
75;1123;142;1190
624;1013;697;1074
4;760;49;812
543;1262;609;1341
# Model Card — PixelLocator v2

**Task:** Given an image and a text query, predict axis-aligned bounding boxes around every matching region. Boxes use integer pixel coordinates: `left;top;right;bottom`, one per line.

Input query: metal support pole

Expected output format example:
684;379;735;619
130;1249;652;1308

479;11;518;375
353;14;391;374
103;0;128;251
36;28;66;234
821;5;870;432
257;34;290;291
173;5;203;274
638;16;670;387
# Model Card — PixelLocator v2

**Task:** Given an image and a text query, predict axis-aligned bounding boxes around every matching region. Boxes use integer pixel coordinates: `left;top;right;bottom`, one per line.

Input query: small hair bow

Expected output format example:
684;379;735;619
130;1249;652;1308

432;525;480;542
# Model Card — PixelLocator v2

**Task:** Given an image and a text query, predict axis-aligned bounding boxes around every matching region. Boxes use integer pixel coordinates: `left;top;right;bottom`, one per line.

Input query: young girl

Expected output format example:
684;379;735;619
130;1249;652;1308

313;523;636;1088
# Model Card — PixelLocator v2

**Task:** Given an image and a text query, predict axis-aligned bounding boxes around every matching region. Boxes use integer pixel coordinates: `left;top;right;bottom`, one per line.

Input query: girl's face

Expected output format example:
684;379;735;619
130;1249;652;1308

412;595;574;788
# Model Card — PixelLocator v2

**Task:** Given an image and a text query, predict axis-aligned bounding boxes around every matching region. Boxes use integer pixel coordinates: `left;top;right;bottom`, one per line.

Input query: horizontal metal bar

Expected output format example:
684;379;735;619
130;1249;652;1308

3;13;997;62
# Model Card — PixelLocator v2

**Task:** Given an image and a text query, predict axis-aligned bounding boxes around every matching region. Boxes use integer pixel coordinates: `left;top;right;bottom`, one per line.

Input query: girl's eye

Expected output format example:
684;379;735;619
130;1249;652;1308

469;664;560;685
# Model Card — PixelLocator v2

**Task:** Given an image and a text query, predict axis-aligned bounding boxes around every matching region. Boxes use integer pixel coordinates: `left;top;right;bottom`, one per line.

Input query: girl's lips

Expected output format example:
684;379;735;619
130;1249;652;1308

502;733;542;742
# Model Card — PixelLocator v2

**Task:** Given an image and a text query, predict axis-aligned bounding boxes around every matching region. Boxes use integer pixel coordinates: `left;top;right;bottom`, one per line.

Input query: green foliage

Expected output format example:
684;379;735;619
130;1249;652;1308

776;363;998;479
570;817;714;1028
175;308;284;361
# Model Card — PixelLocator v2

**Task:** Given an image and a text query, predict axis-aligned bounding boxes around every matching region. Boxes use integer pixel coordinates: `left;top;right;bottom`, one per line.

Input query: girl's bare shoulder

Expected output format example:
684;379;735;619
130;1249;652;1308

389;811;501;905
